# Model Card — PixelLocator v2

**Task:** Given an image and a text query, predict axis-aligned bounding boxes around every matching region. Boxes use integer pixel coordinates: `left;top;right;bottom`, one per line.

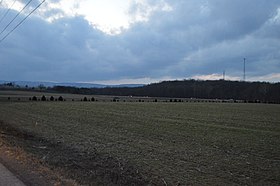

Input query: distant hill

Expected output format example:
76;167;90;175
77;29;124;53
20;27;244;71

0;80;144;88
1;79;279;103
51;80;280;103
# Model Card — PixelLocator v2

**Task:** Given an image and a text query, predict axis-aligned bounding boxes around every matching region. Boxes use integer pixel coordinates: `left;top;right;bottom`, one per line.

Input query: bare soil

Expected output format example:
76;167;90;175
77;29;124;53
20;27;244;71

0;100;279;185
0;121;153;186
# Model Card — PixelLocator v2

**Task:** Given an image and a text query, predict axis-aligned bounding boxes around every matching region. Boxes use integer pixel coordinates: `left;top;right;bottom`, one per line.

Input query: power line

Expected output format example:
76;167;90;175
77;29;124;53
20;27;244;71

0;0;17;24
0;0;45;43
0;0;33;37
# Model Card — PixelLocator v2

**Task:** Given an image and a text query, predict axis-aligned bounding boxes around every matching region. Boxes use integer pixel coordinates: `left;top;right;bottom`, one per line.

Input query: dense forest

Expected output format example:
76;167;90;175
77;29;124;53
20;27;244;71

50;80;280;103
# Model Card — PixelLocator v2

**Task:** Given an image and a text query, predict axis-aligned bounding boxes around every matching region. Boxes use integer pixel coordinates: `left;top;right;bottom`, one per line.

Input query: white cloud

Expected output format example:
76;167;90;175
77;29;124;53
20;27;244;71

192;74;240;81
38;0;130;34
128;0;173;22
91;75;186;85
248;73;280;82
34;0;172;35
200;1;211;16
270;7;280;24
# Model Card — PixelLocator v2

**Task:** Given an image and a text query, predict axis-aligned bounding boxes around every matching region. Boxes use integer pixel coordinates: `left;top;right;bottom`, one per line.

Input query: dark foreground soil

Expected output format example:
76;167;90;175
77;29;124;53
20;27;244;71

0;121;153;186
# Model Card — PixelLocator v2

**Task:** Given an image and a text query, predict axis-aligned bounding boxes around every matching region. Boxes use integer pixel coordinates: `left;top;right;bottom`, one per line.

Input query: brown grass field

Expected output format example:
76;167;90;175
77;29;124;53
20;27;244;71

0;90;279;185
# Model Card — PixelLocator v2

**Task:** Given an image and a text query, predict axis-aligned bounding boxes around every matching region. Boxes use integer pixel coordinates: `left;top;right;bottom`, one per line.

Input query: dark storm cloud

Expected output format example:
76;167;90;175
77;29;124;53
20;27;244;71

0;0;279;83
118;0;280;79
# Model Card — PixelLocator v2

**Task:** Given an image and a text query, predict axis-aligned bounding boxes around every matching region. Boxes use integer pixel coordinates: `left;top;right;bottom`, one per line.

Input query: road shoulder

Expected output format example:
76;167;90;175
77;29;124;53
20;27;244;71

0;162;25;186
0;131;77;186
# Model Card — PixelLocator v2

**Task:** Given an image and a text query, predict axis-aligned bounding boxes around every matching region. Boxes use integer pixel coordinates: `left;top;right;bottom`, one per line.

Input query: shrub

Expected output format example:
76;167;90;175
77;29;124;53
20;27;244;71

91;97;95;102
58;96;63;101
41;95;47;101
32;96;37;101
83;97;88;101
50;96;54;101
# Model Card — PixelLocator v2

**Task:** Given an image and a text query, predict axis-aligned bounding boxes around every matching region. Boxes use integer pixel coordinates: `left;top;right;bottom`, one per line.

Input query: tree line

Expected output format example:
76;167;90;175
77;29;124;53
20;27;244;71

50;80;280;104
1;80;279;103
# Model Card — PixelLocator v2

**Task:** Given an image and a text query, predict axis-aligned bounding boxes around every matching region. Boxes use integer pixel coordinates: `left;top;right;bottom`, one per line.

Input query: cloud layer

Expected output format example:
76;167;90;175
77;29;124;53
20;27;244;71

0;0;279;84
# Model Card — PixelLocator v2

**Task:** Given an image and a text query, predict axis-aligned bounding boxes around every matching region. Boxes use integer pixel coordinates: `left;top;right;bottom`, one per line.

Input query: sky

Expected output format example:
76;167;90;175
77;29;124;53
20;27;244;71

0;0;279;84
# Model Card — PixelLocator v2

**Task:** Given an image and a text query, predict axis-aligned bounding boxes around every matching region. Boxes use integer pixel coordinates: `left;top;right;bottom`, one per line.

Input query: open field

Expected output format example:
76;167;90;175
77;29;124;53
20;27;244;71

0;90;242;103
0;90;124;102
0;95;280;185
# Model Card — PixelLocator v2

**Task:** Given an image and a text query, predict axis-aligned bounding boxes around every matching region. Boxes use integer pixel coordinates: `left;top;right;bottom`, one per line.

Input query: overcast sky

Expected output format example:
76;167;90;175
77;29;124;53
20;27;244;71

0;0;279;84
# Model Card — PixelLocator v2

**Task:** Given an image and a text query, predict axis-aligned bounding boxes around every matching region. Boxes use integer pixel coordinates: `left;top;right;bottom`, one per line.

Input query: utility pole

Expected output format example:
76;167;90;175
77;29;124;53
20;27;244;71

223;70;225;80
243;58;246;81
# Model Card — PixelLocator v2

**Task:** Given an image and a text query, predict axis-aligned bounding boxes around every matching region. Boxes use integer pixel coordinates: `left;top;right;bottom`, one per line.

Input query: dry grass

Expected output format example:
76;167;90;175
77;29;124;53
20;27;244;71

0;129;79;186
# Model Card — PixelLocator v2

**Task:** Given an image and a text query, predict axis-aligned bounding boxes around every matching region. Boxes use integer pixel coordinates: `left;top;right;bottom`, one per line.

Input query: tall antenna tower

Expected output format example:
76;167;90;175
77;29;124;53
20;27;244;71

243;58;246;81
